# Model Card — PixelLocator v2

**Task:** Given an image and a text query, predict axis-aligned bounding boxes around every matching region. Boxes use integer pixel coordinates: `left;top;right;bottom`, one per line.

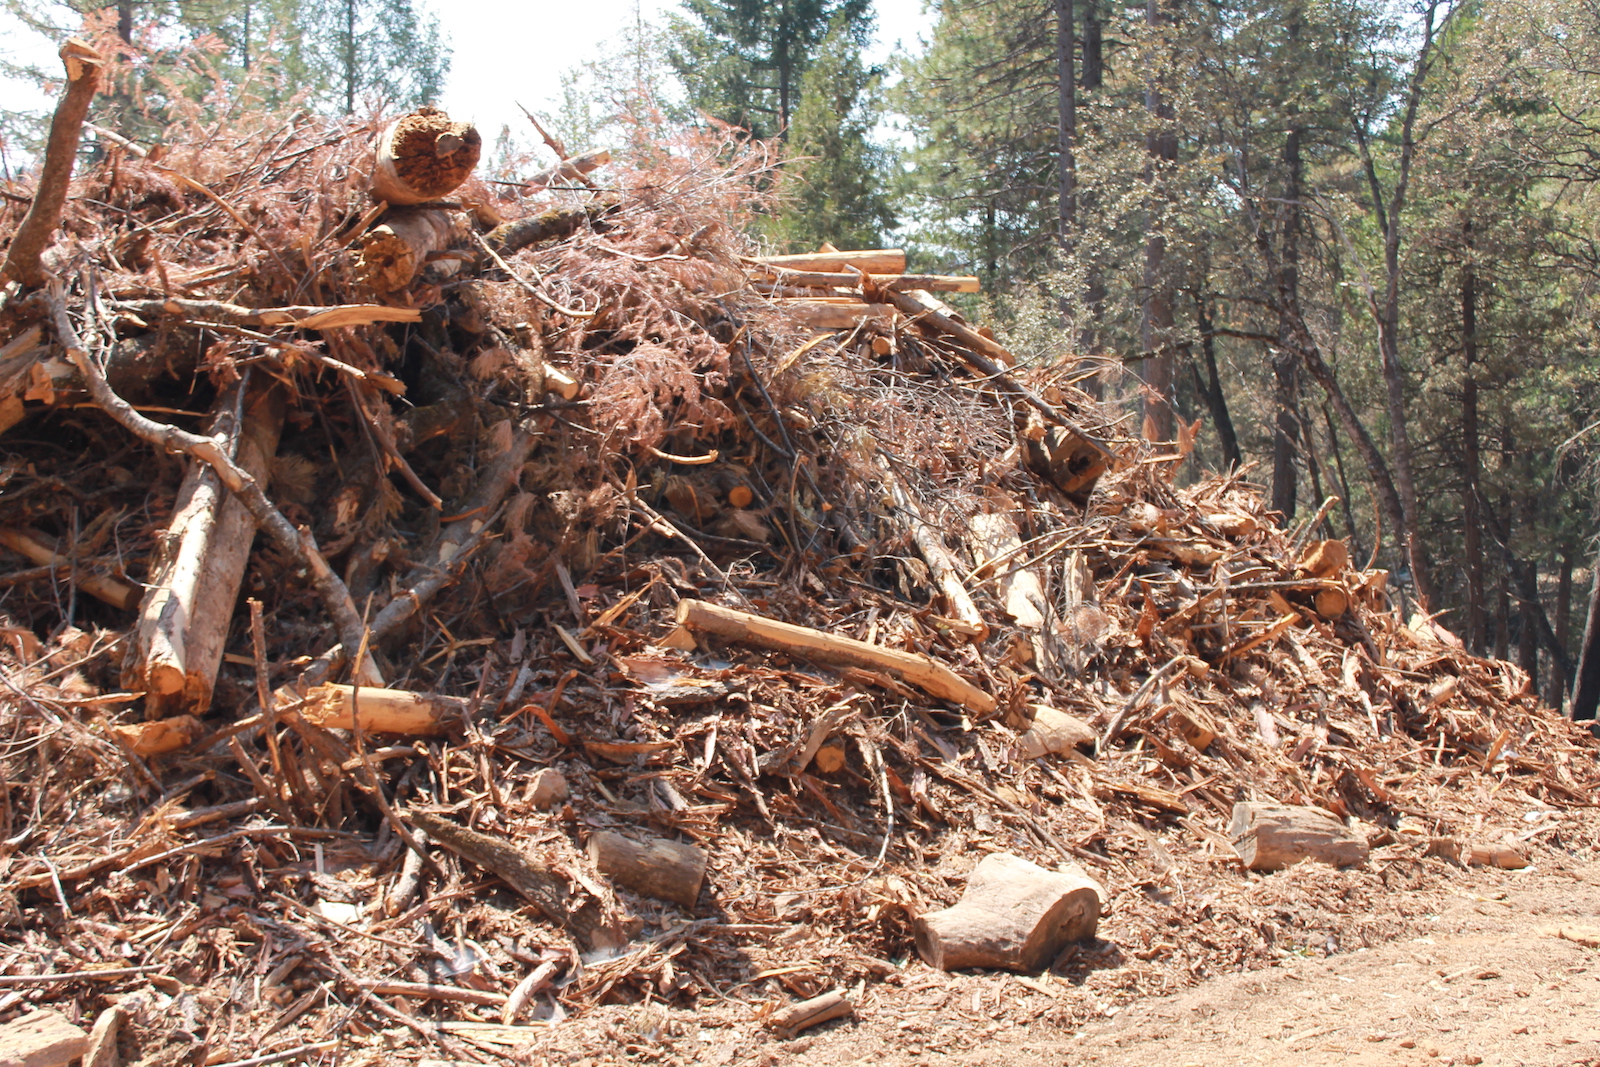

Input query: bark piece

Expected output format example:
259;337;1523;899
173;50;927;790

675;598;995;715
527;769;568;809
407;810;627;952
913;853;1104;973
0;1009;88;1067
371;108;481;205
130;378;285;715
2;40;103;289
108;715;202;756
358;208;454;292
754;249;906;274
82;1005;122;1067
767;990;854;1038
1171;705;1219;752
587;831;707;908
1013;705;1096;760
295;684;469;735
1229;802;1369;871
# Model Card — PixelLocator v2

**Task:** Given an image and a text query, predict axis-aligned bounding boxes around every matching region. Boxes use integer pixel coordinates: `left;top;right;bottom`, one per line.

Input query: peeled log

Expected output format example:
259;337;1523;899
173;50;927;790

295;683;469;735
129;378;284;715
358;208;453;292
754;249;906;274
371;107;481;205
588;830;707;908
914;853;1104;973
1229;802;1369;871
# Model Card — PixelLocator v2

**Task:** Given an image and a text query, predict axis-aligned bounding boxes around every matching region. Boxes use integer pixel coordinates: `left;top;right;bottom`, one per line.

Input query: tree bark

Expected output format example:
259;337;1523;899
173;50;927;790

1551;548;1573;710
1462;225;1485;655
1140;0;1177;442
1191;294;1242;469
1270;124;1305;522
1570;551;1600;720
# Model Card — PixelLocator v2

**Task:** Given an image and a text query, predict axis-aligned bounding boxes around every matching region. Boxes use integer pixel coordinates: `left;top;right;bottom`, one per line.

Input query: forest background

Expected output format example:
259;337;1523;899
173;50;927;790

5;0;1600;722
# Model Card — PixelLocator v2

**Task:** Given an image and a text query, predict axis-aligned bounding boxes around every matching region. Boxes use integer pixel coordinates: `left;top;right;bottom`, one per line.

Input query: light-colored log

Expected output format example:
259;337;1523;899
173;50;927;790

1013;705;1096;760
767;990;854;1038
1229;802;1369;871
358;208;454;292
0;526;140;610
588;830;707;908
754;270;981;293
0;1009;88;1067
884;468;987;642
913;853;1104;973
370;107;481;205
130;378;284;715
782;301;897;329
294;683;469;735
754;249;906;274
675;598;995;715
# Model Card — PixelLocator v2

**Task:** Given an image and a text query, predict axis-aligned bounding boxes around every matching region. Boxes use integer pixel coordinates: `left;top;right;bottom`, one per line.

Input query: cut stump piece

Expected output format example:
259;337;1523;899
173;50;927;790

675;598;995;715
913;852;1105;973
1013;705;1096;760
1229;802;1369;871
358;208;454;292
294;683;469;735
588;830;707;908
371;107;481;205
0;1009;88;1067
767;989;854;1038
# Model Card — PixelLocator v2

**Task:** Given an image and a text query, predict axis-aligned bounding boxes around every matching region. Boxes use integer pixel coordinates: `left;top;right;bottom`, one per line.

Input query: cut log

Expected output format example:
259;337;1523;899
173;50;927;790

883;466;987;642
767;990;854;1038
108;715;202;756
1021;411;1112;505
358;208;454;292
523;147;611;191
408;810;628;952
294;684;469;735
753;249;906;274
1228;802;1369;871
1013;705;1096;760
754;269;981;293
587;830;707;908
129;378;285;715
0;1009;88;1067
370;108;481;205
0;527;140;610
913;853;1104;973
1297;539;1349;579
675;598;995;715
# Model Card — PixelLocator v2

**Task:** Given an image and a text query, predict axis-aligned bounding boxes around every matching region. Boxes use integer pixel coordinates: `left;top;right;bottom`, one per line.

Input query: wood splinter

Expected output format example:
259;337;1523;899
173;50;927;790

767;989;854;1038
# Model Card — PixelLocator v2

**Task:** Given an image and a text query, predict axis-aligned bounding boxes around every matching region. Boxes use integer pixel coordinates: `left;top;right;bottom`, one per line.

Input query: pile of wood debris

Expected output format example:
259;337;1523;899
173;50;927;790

1;41;1597;1067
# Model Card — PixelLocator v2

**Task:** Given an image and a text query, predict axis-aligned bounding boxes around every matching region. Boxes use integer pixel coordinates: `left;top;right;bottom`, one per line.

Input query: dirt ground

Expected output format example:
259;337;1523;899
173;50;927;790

744;854;1600;1067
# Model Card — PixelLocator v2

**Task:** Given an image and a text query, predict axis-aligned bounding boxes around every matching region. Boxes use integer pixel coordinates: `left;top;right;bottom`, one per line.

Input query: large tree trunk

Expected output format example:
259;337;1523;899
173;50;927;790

1140;0;1176;443
1461;229;1485;655
1550;549;1573;710
1191;294;1241;469
1570;550;1600;721
1270;125;1305;522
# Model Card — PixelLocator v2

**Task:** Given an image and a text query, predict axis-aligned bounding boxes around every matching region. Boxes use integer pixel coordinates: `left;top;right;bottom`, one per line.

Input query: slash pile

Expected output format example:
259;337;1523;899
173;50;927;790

1;51;1596;1066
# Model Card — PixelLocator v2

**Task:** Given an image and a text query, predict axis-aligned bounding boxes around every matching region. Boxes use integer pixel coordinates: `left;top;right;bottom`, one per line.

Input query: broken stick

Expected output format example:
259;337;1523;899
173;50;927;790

294;684;469;735
675;598;995;714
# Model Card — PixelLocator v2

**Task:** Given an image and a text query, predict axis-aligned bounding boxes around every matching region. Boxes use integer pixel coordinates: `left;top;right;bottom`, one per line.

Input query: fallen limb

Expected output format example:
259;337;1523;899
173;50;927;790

114;298;423;330
522;146;611;191
0;526;140;610
675;598;995;714
767;990;853;1038
2;40;103;288
487;202;617;256
48;282;382;686
882;463;987;641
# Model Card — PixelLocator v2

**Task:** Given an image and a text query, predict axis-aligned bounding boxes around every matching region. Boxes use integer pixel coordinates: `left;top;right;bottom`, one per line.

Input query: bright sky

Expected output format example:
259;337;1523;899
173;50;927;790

436;0;935;149
2;0;935;161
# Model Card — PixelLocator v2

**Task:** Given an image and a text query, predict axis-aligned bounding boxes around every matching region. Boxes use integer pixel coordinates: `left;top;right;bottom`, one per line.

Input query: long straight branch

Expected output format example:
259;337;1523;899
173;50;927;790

47;282;382;685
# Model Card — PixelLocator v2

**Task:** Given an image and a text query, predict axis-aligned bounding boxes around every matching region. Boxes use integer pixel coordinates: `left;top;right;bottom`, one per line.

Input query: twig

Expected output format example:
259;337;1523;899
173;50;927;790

470;231;596;318
203;1042;339;1067
0;964;168;986
346;380;443;509
1097;655;1191;755
2;40;102;288
50;280;382;686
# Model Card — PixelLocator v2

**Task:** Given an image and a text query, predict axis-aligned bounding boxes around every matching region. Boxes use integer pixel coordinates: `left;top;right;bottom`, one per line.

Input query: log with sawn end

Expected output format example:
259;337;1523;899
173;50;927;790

674;598;995;715
1229;802;1369;871
370;107;481;205
128;377;285;715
